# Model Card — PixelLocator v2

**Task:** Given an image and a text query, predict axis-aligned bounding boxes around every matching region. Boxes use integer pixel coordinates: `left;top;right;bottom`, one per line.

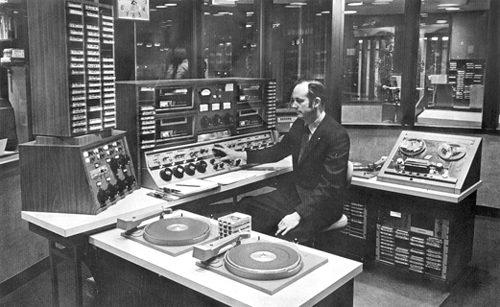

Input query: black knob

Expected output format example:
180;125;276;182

97;188;108;206
200;116;212;129
124;175;136;190
118;154;130;169
212;114;222;127
159;167;173;181
197;160;207;173
173;165;185;179
107;184;117;199
116;179;126;195
185;163;196;176
109;157;119;173
223;113;234;125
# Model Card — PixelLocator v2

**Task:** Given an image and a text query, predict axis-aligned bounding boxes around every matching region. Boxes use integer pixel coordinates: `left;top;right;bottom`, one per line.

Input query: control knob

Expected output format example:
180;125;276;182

118;154;130;169
212;114;222;127
200;116;212;129
109;156;120;174
223;113;234;125
115;179;126;195
185;163;196;176
173;165;185;179
196;160;208;173
124;175;136;190
97;188;108;206
159;167;173;181
106;183;117;200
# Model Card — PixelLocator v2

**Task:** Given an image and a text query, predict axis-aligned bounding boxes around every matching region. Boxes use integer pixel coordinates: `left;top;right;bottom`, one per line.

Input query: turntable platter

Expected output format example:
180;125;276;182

143;217;211;246
224;242;303;280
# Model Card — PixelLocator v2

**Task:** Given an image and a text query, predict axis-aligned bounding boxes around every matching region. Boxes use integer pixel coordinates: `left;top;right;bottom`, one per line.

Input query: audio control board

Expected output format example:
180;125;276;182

140;130;278;190
20;130;138;215
82;138;137;212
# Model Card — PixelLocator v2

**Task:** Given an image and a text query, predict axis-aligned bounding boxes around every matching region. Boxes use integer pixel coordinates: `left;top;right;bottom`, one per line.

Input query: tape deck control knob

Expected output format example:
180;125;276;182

159;167;173;181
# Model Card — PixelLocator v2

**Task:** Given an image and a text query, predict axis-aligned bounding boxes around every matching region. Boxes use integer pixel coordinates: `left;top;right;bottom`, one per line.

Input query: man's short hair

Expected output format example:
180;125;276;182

294;80;326;107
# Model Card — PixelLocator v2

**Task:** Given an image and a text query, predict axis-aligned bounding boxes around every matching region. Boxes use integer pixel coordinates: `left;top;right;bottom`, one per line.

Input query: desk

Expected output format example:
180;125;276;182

89;215;362;307
22;159;294;307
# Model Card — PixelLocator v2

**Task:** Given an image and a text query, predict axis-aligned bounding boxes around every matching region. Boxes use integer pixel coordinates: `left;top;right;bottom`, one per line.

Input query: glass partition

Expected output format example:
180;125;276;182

415;0;490;128
268;0;332;108
133;0;261;81
201;0;259;79
341;0;404;125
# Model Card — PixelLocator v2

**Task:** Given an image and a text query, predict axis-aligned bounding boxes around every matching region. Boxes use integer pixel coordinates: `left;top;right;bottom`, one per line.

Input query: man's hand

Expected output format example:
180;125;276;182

275;212;301;236
212;144;247;162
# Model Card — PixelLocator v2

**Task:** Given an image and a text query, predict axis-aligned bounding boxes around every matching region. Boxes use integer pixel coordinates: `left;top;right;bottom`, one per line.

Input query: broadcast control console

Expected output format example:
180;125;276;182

141;130;278;190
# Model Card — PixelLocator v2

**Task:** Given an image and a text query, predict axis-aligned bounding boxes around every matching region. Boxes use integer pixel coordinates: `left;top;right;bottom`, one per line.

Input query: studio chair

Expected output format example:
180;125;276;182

310;161;353;251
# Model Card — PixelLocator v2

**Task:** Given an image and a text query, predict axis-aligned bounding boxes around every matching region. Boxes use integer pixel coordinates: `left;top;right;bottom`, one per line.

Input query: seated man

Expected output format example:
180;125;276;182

214;80;350;242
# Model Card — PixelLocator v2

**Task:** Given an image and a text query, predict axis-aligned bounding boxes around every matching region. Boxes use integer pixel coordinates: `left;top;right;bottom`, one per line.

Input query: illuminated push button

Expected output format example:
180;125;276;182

159;167;173;181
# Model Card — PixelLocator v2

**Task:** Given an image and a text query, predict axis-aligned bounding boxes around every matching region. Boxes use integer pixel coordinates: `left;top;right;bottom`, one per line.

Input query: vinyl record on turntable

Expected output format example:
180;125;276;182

224;242;303;280
143;217;211;246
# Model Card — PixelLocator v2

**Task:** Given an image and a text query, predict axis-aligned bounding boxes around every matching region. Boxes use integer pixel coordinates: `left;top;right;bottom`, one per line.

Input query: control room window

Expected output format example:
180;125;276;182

341;0;404;125
415;1;490;129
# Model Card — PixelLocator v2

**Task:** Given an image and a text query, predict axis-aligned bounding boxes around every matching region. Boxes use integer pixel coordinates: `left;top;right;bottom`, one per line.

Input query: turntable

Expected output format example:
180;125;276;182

117;208;219;256
377;130;482;194
192;232;328;295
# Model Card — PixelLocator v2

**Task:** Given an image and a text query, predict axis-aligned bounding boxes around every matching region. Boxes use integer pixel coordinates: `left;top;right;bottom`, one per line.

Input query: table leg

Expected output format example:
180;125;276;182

71;247;83;307
49;241;60;307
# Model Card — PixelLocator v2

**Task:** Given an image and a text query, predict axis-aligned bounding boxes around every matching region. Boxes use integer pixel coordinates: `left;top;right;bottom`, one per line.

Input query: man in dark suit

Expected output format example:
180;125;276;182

214;80;350;242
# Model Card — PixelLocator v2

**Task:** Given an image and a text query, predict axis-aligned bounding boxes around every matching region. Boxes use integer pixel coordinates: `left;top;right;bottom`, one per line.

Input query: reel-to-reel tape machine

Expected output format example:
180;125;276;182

377;131;482;194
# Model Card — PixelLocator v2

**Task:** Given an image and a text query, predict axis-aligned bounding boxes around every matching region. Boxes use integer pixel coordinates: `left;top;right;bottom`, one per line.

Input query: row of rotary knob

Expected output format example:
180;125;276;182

200;113;234;129
158;157;243;182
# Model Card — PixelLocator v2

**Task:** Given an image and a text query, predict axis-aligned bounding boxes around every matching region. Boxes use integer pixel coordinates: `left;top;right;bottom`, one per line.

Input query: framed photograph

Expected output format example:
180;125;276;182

117;0;150;21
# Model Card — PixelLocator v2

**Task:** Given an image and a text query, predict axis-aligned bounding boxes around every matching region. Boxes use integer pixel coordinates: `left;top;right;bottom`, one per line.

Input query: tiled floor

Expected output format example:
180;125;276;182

1;215;499;307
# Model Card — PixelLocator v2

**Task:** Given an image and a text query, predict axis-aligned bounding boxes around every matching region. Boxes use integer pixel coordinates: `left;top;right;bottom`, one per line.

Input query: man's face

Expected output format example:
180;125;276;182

291;82;316;124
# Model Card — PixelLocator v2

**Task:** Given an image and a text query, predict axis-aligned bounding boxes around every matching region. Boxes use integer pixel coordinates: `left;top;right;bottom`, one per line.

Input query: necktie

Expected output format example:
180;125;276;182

299;125;310;161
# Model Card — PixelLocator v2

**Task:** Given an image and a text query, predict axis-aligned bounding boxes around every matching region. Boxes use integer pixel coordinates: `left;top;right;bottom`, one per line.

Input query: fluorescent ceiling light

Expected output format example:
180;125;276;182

347;2;363;6
444;7;461;11
436;20;448;24
344;10;357;14
437;3;460;7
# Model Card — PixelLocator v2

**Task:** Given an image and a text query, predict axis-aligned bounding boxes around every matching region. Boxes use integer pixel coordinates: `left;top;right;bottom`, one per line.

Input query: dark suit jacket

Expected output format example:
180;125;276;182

247;114;350;225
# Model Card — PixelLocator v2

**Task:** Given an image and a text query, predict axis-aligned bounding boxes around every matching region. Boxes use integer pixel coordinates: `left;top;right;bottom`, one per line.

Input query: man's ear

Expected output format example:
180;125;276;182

313;97;321;109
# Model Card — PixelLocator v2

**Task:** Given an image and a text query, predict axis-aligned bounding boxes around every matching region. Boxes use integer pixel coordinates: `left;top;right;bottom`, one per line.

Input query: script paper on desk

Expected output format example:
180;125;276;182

205;170;273;185
163;178;219;196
